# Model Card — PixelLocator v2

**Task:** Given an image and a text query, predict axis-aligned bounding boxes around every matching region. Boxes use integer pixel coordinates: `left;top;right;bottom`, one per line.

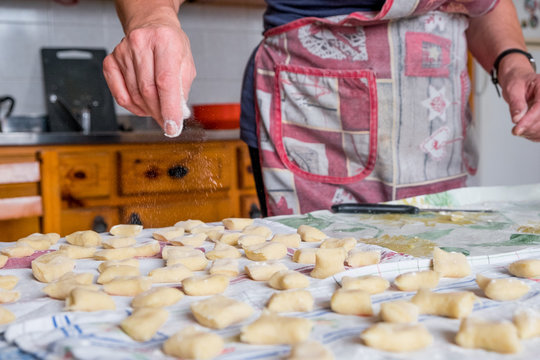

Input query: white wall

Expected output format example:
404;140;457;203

0;0;265;116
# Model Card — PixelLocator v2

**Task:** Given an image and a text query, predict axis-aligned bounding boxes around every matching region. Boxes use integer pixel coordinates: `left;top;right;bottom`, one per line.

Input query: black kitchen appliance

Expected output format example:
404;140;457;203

41;48;117;132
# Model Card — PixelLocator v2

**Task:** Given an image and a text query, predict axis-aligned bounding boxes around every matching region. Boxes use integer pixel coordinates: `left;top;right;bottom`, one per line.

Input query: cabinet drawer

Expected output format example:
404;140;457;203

59;152;112;198
238;145;255;189
61;207;119;235
0;218;41;242
119;145;233;195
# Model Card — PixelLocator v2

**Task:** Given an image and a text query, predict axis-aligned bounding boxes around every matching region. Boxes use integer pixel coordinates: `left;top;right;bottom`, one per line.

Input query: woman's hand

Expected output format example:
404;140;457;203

103;5;195;136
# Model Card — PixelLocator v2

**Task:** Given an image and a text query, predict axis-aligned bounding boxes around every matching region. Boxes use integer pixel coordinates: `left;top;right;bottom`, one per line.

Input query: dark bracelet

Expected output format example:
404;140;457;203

490;48;536;97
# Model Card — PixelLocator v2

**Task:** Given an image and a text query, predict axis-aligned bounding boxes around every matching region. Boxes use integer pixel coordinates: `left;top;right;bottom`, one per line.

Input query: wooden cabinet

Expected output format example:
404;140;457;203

0;139;259;241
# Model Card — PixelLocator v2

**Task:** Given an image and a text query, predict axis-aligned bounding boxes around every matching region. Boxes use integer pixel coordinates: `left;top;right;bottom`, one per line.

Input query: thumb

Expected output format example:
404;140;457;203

503;81;528;124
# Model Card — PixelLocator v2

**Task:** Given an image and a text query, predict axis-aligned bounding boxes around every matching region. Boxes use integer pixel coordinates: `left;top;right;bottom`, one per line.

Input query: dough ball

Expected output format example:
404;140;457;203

217;232;242;246
103;276;152;296
43;272;97;300
508;259;540;278
131;286;184;308
148;264;192;283
245;262;288;281
133;240;161;257
330;288;372;315
222;217;254;231
174;219;205;232
288;340;334;360
94;247;137;261
1;244;34;258
17;233;54;250
190;225;225;236
271;233;302;248
432;247;470;278
297;225;326;242
361;323;432;352
65;230;102;247
311;248;346;279
244;242;287;261
102;236;136;249
191;295;254;329
237;234;266;248
455;317;521;354
394;270;440;292
166;249;208;271
65;288;115;311
411;288;476;319
476;274;530;301
379;300;419;323
121;307;169;342
341;275;389;294
109;224;142;237
268;270;310;290
182;274;229;296
292;248;317;264
169;233;208;247
163;326;224;360
209;259;239;277
320;237;356;252
242;225;273;239
205;242;241;260
58;244;96;259
240;312;312;345
266;290;313;313
32;251;75;283
152;226;185;241
97;265;140;284
345;249;380;268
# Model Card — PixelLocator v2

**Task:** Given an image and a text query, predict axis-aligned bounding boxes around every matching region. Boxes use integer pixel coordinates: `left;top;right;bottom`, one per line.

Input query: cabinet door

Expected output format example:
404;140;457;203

61;207;119;235
59;152;112;199
238;144;256;189
0;218;41;242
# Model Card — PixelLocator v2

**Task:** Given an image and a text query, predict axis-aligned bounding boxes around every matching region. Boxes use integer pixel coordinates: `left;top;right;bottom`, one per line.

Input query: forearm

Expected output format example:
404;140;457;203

114;0;183;33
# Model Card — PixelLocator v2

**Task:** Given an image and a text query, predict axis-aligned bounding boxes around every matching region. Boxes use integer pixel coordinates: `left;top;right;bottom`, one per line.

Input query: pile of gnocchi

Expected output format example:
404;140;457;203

0;218;539;359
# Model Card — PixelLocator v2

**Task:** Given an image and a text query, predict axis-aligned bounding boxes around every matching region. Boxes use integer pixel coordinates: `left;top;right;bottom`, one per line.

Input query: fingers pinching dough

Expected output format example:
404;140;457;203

240;312;313;345
311;248;346;279
297;225;327;242
131;287;184;308
244;242;287;261
32;251;75;283
191;295;254;329
346;249;380;268
432;247;470;278
361;323;433;352
341;275;389;294
121;307;169;342
267;290;313;313
379;300;419;323
163;326;224;360
476;274;530;301
65;230;102;247
513;308;540;339
394;270;440;292
330;288;372;315
65;288;115;311
268;270;309;290
455;317;521;354
182;274;229;296
411;288;476;319
508;259;540;278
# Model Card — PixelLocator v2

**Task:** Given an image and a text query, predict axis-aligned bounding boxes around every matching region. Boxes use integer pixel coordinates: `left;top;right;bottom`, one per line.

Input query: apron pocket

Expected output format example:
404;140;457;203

273;64;378;184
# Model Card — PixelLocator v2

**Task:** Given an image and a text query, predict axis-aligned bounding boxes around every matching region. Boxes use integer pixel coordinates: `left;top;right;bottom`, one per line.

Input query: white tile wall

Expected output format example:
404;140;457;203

0;0;265;116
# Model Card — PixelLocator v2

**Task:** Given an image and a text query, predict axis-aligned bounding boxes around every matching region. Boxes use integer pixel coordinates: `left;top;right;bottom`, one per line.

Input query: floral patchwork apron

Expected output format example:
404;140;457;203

254;0;499;216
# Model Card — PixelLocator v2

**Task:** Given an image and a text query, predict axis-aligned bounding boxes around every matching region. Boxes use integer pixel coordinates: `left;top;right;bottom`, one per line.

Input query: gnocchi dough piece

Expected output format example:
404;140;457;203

205;242;241;260
152;227;185;241
190;225;225;236
0;289;20;304
240;312;313;345
103;276;152;296
65;288;115;311
17;233;56;250
346;249;381;268
1;244;34;258
244;242;287;261
59;244;96;259
167;249;208;271
341;275;389;294
169;233;207;247
311;248;346;279
379;300;419;323
411;288;476;319
102;236;136;249
266;290;313;313
394;270;440;292
209;259;239;277
292;248;317;264
455;317;521;354
163;326;224;360
513;308;540;339
121;307;169;342
98;258;139;273
245;262;288;281
271;233;301;248
148;264;192;283
0;306;15;325
288;340;334;360
42;272;97;300
94;247;137;261
297;225;326;242
237;234;266;247
268;270;310;290
320;237;356;252
191;295;254;329
242;225;273;239
45;233;61;245
330;288;372;315
65;230;102;247
97;265;140;284
0;255;7;268
508;259;540;278
109;224;142;237
133;240;161;257
222;217;254;231
0;275;18;290
182;274;229;296
217;232;242;246
32;251;75;283
174;219;205;232
432;247;470;278
161;245;194;260
361;323;433;352
476;274;530;301
131;287;184;308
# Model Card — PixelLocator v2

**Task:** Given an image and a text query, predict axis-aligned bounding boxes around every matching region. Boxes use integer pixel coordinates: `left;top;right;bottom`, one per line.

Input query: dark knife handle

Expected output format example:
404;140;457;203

331;203;420;214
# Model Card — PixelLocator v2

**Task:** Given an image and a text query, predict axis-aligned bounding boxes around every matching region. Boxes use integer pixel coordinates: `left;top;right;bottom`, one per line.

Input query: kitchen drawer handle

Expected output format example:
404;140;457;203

168;165;189;179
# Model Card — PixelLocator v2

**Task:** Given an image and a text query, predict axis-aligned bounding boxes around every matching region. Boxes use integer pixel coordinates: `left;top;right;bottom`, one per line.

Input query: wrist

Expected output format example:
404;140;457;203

490;49;536;96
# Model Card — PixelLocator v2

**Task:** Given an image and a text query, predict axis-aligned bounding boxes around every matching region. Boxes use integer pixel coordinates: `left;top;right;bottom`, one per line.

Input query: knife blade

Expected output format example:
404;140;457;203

331;203;494;214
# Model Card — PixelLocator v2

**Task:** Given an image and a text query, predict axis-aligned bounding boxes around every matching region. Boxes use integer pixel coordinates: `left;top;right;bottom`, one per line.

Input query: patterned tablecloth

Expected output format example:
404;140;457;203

1;183;540;359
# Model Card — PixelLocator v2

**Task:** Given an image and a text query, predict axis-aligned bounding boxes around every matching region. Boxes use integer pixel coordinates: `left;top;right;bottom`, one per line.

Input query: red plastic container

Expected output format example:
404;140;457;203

192;103;241;130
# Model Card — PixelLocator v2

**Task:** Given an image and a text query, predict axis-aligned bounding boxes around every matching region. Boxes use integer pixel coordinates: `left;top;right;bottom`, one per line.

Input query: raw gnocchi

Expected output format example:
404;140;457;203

121;307;169;342
240;312;312;345
311;248;346;279
266;290;313;313
191;295;254;329
131;287;184;308
361;323;433;352
162;326;224;360
432;247;470;278
476;274;530;301
455;317;521;354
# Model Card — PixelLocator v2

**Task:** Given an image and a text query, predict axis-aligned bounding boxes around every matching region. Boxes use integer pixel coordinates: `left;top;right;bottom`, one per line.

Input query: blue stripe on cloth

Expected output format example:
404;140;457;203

74;324;82;335
64;315;71;325
52;316;57;328
60;327;69;337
